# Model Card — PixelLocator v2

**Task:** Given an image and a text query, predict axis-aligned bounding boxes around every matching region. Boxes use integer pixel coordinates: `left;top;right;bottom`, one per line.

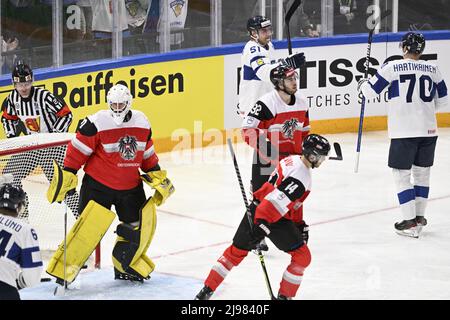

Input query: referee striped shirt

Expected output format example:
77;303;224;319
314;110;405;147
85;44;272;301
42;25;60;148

1;86;73;138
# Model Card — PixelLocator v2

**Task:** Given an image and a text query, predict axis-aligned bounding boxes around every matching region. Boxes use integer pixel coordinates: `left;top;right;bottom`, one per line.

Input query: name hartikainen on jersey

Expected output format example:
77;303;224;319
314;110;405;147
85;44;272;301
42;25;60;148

361;59;448;139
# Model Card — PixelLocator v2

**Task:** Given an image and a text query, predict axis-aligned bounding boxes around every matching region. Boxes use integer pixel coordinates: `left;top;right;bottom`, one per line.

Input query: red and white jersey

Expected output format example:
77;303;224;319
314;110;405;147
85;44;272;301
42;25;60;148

0;214;43;289
254;155;311;224
242;89;310;158
64;110;159;190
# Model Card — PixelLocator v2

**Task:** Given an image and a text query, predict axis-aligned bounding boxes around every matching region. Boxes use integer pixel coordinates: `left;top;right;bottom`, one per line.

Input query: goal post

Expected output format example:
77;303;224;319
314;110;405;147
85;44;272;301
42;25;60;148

0;133;101;268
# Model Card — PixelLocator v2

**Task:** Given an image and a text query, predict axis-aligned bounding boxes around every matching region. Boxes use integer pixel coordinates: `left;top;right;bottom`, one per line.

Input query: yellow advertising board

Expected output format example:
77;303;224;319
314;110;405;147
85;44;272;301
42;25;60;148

0;56;224;152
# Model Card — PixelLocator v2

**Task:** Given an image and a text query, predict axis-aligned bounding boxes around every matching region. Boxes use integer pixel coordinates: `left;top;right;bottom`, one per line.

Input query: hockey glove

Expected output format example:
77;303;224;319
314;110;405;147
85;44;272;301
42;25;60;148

297;221;309;244
141;170;175;206
357;78;369;93
283;52;306;69
249;219;271;248
47;160;78;204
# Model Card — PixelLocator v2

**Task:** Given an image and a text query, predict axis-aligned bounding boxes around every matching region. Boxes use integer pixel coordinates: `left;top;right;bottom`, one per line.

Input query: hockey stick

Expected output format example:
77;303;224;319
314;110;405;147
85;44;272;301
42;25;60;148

226;139;276;300
54;201;68;296
285;0;302;55
329;142;343;161
355;9;392;173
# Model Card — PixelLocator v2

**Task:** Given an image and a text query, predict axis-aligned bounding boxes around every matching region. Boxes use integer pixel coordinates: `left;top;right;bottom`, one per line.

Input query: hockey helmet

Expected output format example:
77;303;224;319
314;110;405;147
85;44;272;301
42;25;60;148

247;15;272;34
0;183;27;216
302;134;331;168
12;61;33;84
107;84;132;125
400;32;425;55
270;65;297;87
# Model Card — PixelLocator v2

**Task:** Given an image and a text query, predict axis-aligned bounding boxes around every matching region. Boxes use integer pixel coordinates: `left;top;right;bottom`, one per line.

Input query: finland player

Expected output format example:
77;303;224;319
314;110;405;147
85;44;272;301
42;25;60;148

237;15;306;118
358;32;448;238
1;61;79;218
195;134;331;300
0;183;43;300
46;84;174;285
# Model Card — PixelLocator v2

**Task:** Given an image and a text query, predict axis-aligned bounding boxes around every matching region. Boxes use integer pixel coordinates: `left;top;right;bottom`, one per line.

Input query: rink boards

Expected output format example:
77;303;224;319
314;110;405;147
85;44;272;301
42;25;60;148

0;31;449;152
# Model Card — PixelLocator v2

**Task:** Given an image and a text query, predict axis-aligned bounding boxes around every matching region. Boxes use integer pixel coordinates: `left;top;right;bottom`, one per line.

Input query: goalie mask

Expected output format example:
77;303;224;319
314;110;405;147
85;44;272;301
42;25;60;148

302;134;331;168
107;84;132;125
0;183;27;216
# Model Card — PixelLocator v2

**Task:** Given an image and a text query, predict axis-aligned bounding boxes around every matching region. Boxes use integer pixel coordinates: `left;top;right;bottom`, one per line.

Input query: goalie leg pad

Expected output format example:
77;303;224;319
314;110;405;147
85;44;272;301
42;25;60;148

112;197;157;279
46;200;116;283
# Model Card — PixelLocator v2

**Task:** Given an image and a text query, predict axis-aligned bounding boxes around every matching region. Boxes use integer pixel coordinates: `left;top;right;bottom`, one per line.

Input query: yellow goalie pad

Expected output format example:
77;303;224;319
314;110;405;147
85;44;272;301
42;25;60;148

112;197;157;279
46;201;116;283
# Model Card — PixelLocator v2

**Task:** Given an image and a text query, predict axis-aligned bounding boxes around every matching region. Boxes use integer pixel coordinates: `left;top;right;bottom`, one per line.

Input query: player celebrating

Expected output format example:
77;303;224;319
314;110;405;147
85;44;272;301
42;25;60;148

358;32;448;238
237;15;306;117
242;64;310;252
195;134;331;300
46;84;174;285
243;64;310;194
0;183;43;300
1;61;79;218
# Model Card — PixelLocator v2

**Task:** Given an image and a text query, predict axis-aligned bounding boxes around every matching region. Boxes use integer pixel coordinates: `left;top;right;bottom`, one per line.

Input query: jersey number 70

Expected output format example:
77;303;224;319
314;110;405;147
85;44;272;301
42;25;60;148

399;74;435;103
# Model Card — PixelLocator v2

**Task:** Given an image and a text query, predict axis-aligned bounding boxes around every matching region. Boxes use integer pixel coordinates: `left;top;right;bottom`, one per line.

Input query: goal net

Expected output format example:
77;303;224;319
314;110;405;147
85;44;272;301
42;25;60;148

0;133;99;266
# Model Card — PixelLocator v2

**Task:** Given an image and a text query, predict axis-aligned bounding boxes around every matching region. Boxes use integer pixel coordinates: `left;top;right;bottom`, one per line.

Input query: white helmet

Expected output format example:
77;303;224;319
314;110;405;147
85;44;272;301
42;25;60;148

107;84;132;125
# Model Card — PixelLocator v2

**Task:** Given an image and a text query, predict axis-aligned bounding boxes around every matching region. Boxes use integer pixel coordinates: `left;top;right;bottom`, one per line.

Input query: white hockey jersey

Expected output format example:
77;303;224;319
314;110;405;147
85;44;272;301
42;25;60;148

238;40;280;117
361;58;448;139
0;214;43;289
90;0;129;33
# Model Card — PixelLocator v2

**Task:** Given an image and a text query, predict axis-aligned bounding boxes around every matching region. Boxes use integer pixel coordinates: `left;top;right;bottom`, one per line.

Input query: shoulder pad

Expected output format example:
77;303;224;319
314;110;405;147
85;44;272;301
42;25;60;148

77;118;97;136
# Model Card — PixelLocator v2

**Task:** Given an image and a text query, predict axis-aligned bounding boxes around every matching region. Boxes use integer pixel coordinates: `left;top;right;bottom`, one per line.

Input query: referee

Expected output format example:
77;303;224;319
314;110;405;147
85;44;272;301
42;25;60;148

1;61;79;218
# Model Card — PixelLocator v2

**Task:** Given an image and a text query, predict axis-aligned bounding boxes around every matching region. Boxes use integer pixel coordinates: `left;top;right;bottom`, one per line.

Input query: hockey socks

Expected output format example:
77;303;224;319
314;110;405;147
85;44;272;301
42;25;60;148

412;165;430;218
278;245;311;298
204;245;248;291
392;169;415;220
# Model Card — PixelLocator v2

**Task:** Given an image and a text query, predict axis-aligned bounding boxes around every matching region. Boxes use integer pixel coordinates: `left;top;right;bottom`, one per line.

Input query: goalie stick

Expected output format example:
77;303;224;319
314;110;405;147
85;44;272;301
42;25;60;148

285;0;302;55
355;9;392;173
226;139;276;300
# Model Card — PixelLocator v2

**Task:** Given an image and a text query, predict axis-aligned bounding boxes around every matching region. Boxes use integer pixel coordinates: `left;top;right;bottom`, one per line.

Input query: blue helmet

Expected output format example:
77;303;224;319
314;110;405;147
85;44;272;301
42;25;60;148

400;32;425;55
247;15;271;34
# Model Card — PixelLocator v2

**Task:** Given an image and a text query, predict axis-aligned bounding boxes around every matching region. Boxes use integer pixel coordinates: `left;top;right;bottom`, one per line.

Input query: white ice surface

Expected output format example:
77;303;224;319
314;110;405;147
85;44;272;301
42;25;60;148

21;129;450;300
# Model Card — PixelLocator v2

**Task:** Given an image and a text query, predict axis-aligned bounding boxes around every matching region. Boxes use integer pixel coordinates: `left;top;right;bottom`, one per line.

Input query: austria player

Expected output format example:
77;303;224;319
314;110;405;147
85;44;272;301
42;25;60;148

0;183;43;300
359;32;448;237
47;84;174;282
237;15;306;118
243;64;310;193
195;134;331;300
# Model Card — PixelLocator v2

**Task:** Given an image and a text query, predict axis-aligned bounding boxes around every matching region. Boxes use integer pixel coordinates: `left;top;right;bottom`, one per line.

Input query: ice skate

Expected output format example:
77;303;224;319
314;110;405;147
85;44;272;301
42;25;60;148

195;285;214;300
394;218;419;238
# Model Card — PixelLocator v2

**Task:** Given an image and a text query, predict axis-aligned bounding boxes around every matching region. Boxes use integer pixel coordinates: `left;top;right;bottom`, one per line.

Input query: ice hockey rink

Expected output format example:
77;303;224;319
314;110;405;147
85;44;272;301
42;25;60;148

20;128;450;300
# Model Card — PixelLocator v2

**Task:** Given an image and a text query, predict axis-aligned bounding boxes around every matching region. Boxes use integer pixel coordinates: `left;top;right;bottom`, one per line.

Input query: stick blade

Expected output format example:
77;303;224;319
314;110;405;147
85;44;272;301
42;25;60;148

369;9;392;32
329;142;343;161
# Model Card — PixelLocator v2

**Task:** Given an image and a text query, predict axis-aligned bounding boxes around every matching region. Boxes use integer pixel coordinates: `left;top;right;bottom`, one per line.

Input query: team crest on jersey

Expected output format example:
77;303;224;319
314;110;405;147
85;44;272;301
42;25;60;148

118;135;138;160
282;118;300;139
170;0;185;17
